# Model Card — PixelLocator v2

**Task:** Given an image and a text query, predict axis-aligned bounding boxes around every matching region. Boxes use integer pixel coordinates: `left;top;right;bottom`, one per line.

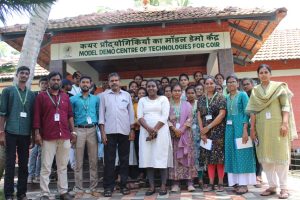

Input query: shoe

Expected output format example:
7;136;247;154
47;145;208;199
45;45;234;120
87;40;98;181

33;176;40;183
216;184;224;192
6;196;14;200
120;187;130;195
103;189;112;197
188;185;195;192
145;189;156;196
60;192;73;200
171;185;180;192
40;196;50;200
203;184;214;192
158;188;168;196
17;194;28;200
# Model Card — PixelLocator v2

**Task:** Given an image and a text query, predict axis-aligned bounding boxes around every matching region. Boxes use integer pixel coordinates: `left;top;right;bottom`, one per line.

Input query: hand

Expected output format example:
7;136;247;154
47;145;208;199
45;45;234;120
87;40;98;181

242;129;249;144
71;134;77;146
201;135;207;144
101;132;108;145
0;131;6;146
250;128;257;141
129;130;135;141
29;137;35;149
280;123;289;137
201;126;210;135
35;133;43;146
174;128;182;138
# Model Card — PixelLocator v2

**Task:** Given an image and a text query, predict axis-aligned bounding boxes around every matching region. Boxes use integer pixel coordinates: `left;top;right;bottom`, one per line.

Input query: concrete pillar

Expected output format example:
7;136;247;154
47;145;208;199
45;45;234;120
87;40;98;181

217;49;234;78
206;52;219;76
49;60;66;77
66;61;99;84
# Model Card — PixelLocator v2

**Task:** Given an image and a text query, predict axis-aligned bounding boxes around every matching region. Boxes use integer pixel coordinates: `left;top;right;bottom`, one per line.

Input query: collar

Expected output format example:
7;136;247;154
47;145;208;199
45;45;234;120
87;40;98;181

79;92;91;97
108;89;122;94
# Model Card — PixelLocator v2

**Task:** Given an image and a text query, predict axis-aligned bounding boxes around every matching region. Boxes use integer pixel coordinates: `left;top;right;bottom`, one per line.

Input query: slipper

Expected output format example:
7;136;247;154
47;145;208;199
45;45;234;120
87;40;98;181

236;186;248;195
103;190;112;197
260;188;276;196
279;190;289;199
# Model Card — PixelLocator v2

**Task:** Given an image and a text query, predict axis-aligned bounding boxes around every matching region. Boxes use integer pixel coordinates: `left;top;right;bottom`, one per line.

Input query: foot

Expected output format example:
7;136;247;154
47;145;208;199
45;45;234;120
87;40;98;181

216;184;224;192
198;180;203;189
27;176;33;184
17;194;28;200
120;187;130;195
278;189;289;199
6;196;14;200
260;188;277;196
203;184;213;192
145;188;156;196
103;189;112;197
33;176;40;183
188;185;195;192
236;186;248;195
255;176;263;188
91;191;101;198
40;196;50;200
159;186;168;196
171;184;180;192
60;192;73;200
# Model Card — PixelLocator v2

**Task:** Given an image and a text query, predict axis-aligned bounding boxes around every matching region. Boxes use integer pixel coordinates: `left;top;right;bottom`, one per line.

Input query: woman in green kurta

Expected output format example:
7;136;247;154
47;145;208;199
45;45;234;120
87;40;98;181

225;75;256;195
246;64;297;199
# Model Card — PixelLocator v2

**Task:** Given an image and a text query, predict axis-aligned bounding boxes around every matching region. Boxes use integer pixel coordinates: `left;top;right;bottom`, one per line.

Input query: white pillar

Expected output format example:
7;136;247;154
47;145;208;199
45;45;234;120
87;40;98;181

206;52;219;76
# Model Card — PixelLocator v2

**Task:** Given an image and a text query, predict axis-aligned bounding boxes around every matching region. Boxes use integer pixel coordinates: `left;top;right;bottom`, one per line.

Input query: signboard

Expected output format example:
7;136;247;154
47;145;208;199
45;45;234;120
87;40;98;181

51;32;231;61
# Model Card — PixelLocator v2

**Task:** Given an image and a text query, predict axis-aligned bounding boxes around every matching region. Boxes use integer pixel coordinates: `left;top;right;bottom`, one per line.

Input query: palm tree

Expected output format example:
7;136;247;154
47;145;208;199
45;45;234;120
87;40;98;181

0;0;55;24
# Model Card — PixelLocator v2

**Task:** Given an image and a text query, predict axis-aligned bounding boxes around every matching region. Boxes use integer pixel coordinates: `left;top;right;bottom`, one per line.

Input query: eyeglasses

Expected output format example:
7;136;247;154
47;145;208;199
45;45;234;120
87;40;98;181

243;83;250;86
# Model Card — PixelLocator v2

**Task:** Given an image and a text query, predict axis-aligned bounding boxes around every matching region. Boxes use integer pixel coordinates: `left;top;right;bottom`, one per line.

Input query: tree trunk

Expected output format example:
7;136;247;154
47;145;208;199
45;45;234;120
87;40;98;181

14;5;52;88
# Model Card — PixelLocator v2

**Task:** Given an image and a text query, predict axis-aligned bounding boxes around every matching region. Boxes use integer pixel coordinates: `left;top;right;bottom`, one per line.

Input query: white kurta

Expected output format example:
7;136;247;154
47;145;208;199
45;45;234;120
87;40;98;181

137;96;173;168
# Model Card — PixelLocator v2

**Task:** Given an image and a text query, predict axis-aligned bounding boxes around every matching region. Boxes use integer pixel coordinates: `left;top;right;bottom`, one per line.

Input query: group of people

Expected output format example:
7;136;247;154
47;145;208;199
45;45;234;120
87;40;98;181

0;64;297;200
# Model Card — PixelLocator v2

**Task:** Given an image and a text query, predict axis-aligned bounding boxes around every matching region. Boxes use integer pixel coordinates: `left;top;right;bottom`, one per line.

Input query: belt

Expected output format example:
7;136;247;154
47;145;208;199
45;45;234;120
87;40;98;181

75;124;96;128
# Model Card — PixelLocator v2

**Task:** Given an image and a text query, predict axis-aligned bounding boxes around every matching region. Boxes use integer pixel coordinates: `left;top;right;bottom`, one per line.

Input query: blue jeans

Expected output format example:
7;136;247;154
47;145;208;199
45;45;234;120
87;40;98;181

28;145;41;178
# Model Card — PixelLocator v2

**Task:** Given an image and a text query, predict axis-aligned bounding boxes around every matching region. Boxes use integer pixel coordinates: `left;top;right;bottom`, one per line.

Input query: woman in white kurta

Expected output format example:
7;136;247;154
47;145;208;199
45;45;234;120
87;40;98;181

138;80;173;196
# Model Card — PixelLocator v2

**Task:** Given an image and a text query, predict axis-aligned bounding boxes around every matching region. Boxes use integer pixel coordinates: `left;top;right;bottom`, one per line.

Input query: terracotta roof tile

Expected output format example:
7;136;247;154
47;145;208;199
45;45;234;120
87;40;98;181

0;6;282;33
253;29;300;61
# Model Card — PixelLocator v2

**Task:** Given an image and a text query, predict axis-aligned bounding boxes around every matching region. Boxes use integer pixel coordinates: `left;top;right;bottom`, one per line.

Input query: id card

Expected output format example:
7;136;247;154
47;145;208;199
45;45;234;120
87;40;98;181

227;120;233;125
87;116;92;124
54;113;60;121
266;112;271;120
20;112;27;118
175;123;180;129
205;115;212;121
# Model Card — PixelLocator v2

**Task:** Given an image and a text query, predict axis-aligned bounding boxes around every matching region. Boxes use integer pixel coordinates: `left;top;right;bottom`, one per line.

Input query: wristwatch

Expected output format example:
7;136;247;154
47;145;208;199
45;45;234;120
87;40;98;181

71;131;77;136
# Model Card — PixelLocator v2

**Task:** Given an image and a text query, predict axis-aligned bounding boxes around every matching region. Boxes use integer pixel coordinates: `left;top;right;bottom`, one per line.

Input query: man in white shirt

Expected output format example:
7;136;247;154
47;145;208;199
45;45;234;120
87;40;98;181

99;72;135;197
69;71;81;96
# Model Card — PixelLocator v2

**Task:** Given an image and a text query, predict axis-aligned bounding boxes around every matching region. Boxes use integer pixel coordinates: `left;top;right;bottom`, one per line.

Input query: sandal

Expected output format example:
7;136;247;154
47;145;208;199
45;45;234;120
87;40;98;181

216;184;224;192
236;186;248;195
158;188;168;196
279;190;289;199
103;189;112;197
203;184;213;192
260;188;276;196
145;188;156;196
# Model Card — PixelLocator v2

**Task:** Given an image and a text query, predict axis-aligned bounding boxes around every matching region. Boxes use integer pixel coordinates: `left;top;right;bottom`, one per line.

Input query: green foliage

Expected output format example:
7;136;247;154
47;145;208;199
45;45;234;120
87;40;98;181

0;62;16;73
0;0;56;24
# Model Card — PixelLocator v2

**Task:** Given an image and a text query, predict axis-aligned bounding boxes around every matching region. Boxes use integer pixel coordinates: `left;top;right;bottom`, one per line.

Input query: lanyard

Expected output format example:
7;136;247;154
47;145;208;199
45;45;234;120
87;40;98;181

80;95;90;111
205;92;217;113
228;92;239;115
46;90;61;110
72;85;80;95
15;85;28;108
171;99;181;121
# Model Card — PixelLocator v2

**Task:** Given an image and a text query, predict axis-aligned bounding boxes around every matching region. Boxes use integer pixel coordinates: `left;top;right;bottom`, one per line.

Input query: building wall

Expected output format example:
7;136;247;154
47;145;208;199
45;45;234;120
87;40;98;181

52;22;229;44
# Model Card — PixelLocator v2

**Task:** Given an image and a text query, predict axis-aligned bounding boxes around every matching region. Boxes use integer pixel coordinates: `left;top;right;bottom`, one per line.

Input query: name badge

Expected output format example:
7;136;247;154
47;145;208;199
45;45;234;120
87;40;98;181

87;116;92;124
206;115;212;121
266;112;271;120
227;120;233;125
54;113;60;121
175;123;180;129
20;112;27;118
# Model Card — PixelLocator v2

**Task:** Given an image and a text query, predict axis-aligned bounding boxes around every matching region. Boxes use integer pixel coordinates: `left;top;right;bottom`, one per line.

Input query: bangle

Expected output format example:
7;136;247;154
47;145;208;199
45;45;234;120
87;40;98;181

71;131;77;136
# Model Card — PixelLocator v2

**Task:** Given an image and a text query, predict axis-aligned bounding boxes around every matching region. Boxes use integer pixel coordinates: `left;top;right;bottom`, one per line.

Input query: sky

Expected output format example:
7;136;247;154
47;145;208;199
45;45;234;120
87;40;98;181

0;0;299;30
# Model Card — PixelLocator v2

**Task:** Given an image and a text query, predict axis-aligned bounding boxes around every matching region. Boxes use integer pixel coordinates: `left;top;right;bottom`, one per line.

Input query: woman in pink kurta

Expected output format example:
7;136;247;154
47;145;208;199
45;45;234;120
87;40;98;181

168;84;197;192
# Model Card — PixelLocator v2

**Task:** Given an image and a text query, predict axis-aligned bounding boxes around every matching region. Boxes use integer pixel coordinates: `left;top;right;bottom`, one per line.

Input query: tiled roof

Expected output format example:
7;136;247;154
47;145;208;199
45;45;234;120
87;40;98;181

0;57;49;79
253;29;300;61
0;6;282;33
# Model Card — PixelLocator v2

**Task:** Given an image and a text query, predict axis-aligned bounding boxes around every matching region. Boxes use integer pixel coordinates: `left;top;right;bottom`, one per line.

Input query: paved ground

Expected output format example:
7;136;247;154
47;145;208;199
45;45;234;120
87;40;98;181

1;173;300;199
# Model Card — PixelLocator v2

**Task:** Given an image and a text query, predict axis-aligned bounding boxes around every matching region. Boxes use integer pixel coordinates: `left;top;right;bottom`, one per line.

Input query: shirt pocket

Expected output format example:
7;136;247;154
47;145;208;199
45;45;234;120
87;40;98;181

118;99;129;110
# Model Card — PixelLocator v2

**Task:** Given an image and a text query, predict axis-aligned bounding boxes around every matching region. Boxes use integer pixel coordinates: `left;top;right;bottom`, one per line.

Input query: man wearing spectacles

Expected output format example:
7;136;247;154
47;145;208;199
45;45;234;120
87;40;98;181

241;78;254;97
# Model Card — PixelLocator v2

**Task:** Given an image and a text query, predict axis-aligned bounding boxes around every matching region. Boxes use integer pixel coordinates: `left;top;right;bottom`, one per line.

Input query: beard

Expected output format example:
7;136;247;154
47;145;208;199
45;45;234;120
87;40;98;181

51;84;60;90
81;86;90;92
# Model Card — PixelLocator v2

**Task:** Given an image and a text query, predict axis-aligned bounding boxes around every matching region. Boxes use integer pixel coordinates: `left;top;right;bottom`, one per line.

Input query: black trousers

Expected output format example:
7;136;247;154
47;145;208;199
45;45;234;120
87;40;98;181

254;147;263;177
4;133;30;198
103;134;129;191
